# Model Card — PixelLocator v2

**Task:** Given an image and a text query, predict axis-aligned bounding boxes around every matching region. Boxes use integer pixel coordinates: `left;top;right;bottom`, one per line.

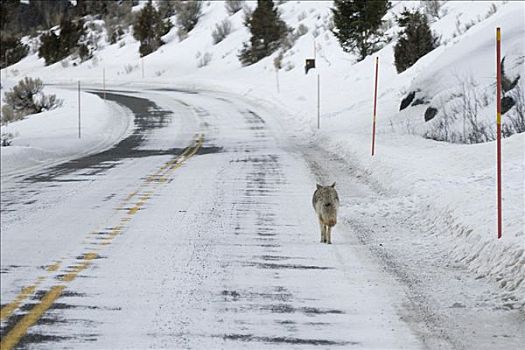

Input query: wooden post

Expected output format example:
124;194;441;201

371;57;379;156
103;67;106;100
496;27;502;239
78;81;81;139
276;68;280;94
317;73;320;129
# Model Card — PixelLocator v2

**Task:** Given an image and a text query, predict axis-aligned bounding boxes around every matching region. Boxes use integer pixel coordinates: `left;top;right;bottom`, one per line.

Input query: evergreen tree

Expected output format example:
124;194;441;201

38;32;63;65
1;0;73;36
331;0;389;61
58;17;84;55
132;0;172;57
394;9;437;73
158;0;175;19
238;0;288;66
75;0;111;17
38;17;84;65
0;34;29;68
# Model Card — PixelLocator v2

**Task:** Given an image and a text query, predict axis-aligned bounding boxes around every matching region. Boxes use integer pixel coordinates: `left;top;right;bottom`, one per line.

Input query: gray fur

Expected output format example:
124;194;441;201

312;182;339;244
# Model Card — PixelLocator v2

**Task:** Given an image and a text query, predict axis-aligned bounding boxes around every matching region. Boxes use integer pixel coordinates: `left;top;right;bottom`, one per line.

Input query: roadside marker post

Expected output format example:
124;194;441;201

103;68;106;100
496;27;502;239
317;73;320;129
276;68;280;94
141;57;144;79
371;57;379;156
78;81;81;139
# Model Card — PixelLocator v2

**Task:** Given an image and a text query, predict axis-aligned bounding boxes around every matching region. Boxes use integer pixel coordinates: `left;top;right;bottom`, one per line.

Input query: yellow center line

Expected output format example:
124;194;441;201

60;253;98;282
46;261;61;272
60;262;90;282
1;134;205;348
0;285;37;321
1;260;63;321
0;285;66;350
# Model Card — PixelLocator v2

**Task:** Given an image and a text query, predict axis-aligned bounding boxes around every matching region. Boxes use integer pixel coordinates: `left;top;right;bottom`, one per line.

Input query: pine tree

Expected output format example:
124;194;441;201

239;0;288;66
0;34;29;68
38;17;84;65
158;0;175;19
394;9;437;73
38;32;63;65
58;17;84;56
331;0;389;61
75;0;111;17
132;0;172;57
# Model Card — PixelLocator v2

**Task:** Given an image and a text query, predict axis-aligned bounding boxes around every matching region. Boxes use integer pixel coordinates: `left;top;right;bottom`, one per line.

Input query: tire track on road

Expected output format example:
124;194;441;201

0;134;204;350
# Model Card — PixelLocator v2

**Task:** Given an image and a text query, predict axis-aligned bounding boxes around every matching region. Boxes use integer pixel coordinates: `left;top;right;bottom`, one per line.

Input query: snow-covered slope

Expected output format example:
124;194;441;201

1;0;524;309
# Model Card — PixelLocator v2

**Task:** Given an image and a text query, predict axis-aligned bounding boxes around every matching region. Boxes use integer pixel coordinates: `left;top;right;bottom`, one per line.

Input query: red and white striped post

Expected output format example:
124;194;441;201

371;57;379;156
496;27;502;239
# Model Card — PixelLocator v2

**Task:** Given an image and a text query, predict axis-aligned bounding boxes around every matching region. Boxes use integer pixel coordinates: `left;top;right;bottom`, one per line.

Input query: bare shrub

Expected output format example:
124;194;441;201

225;0;244;15
177;28;189;41
124;64;135;74
485;3;498;19
175;0;203;33
1;105;19;125
1;131;15;146
421;0;443;20
197;51;212;67
212;18;232;44
295;23;308;37
424;75;494;143
3;77;63;120
503;81;525;135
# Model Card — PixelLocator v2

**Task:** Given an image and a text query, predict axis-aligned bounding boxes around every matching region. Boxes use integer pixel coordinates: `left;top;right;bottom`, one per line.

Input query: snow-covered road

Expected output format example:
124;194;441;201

1;89;523;349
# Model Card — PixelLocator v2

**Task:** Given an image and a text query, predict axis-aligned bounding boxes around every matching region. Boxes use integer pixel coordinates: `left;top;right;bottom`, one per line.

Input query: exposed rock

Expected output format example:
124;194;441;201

501;96;515;115
400;91;415;111
424;106;438;122
412;98;428;106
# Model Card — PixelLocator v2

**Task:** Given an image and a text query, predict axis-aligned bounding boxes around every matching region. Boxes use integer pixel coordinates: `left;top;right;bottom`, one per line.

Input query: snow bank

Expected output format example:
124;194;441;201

1;86;133;178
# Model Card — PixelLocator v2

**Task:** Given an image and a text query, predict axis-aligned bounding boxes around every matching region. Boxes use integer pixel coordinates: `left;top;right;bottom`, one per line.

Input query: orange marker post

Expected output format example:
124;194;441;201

496;28;502;239
371;57;379;156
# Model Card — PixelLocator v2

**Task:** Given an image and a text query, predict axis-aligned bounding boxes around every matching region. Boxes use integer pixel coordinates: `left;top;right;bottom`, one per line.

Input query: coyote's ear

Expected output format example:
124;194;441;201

316;184;322;190
331;182;336;188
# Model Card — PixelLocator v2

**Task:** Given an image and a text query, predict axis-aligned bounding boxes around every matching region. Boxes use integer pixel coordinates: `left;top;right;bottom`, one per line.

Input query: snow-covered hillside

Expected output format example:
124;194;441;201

1;0;524;311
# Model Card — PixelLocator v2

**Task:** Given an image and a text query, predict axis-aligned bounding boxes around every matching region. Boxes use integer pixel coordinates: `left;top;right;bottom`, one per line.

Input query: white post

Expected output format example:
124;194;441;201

78;81;81;139
103;67;106;100
276;68;280;94
317;74;320;129
141;58;144;79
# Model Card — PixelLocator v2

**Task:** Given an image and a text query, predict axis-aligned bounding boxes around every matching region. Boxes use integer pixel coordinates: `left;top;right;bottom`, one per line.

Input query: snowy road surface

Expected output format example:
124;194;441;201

1;89;523;349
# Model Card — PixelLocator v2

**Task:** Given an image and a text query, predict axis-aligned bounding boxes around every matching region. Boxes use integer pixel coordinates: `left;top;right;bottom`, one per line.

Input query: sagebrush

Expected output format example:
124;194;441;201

2;77;62;122
212;19;232;44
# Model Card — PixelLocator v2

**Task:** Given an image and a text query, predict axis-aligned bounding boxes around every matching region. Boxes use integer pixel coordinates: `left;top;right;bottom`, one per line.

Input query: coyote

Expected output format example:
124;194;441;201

312;182;339;244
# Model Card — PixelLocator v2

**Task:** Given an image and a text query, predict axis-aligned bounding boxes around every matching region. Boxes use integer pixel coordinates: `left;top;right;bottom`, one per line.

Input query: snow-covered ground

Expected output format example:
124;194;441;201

0;84;134;178
1;0;524;348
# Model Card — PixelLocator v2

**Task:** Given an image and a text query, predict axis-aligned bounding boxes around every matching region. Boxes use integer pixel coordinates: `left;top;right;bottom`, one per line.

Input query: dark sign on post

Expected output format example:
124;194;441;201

305;59;316;74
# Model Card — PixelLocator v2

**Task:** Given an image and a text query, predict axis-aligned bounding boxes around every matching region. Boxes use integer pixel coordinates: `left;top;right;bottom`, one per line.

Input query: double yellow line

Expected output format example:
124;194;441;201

0;133;204;350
